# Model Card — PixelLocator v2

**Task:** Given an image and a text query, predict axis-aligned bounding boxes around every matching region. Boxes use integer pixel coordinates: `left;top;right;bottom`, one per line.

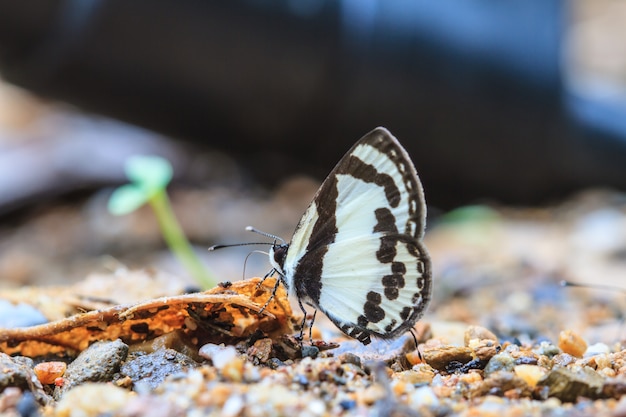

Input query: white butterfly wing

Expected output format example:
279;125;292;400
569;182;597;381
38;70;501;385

282;127;431;344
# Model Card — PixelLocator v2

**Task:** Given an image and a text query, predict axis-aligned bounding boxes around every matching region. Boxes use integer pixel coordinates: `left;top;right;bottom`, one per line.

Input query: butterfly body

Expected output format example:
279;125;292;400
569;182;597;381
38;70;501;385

270;127;432;345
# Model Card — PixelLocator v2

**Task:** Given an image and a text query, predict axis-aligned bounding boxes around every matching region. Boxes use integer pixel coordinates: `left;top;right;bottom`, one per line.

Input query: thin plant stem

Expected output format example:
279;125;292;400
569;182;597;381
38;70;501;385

148;189;216;289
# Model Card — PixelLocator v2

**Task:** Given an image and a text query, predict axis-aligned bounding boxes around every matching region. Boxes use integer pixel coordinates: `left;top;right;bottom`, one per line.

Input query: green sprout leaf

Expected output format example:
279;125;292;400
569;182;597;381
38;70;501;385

107;184;150;215
107;155;217;289
125;155;173;194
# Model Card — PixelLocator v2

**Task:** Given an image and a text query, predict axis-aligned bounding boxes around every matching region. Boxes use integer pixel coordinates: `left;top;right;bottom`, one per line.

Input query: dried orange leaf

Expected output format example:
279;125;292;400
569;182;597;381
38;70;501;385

0;278;292;357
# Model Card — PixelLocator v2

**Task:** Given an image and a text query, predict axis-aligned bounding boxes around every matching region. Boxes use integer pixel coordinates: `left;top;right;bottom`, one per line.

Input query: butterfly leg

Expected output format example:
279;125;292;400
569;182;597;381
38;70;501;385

308;309;317;344
255;268;277;289
257;271;281;315
295;297;308;342
295;297;317;344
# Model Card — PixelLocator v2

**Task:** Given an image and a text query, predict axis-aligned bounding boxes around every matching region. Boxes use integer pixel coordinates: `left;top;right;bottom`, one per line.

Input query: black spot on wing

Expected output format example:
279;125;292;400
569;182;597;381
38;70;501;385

367;291;381;303
374;208;400;263
384;319;397;333
382;273;405;288
373;208;397;233
392;262;406;274
376;237;397;263
384;287;399;300
382;273;405;301
364;291;385;323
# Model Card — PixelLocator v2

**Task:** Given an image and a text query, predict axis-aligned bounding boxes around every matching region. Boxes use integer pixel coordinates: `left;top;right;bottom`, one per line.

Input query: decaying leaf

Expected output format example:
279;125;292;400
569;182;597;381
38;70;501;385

0;268;191;321
0;277;292;357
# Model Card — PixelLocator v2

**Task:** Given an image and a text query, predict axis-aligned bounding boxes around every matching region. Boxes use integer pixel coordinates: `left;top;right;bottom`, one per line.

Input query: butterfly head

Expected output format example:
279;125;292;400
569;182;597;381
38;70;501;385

269;242;289;277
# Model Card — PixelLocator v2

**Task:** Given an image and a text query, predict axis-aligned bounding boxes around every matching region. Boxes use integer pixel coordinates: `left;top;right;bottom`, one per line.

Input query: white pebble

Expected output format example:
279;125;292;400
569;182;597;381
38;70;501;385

222;394;245;417
584;342;611;357
199;344;238;370
410;386;439;407
56;383;131;417
308;399;326;415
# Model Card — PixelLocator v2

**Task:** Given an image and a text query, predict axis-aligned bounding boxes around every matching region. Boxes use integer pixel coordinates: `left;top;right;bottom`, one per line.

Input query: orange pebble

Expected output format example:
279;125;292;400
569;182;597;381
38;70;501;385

34;361;67;385
405;350;423;366
558;330;587;357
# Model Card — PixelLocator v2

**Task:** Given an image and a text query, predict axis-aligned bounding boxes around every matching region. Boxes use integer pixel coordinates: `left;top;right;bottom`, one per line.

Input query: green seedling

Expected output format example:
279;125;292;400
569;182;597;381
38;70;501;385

108;155;216;289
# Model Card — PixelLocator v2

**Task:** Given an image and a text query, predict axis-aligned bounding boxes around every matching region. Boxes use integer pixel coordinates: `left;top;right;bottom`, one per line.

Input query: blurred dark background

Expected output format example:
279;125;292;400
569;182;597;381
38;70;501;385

1;0;626;211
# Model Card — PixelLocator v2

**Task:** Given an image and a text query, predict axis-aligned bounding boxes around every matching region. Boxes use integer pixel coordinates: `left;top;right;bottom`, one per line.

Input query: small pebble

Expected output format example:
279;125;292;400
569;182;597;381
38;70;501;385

339;399;356;410
55;383;131;417
473;371;531;398
475;395;508;416
533;341;560;358
514;356;538;366
405;350;423;366
558;330;587;358
584;343;610;357
0;353;50;405
34;361;67;385
398;367;435;385
119;395;182;417
16;391;39;417
470;339;500;361
0;387;22;410
484;352;515;376
538;366;604;402
308;399;326;415
295;374;309;387
247;338;273;364
514;365;546;388
199;344;238;370
221;394;245;417
464;325;498;346
267;358;286;369
552;353;575;367
55;339;128;399
410;386;439;407
221;357;245;382
301;345;319;359
338;353;361;368
120;349;197;390
421;345;473;371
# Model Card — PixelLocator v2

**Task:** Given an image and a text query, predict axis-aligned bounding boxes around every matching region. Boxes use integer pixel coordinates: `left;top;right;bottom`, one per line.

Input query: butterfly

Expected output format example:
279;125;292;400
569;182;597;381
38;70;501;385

212;127;432;345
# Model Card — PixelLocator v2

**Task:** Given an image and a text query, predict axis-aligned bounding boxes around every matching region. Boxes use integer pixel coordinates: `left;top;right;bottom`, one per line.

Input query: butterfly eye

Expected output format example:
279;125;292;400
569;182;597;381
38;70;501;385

272;244;289;269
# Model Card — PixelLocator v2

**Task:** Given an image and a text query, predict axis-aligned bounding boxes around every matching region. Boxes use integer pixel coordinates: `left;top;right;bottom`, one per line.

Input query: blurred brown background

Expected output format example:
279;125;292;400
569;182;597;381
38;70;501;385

0;0;626;295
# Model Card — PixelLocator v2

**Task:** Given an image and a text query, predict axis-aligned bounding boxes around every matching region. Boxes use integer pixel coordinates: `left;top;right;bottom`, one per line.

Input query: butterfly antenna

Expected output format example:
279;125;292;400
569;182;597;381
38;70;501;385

242;250;268;280
208;242;273;251
245;226;286;244
560;280;626;293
